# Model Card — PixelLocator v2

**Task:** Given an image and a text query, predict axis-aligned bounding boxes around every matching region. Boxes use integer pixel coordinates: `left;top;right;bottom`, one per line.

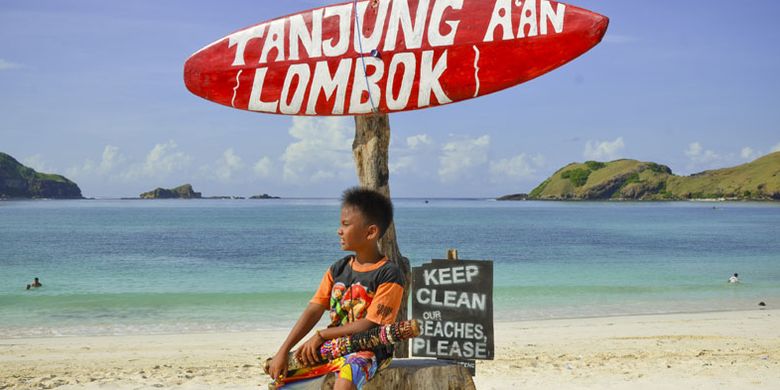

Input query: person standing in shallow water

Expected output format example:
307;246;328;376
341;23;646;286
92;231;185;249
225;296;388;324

728;273;739;284
31;277;42;288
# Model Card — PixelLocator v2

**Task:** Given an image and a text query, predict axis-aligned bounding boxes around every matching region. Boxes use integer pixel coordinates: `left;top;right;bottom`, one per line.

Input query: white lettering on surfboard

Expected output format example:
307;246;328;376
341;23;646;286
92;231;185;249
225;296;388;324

231;69;243;108
472;45;481;97
228;0;461;66
483;0;565;42
248;50;450;115
227;0;566;114
306;59;352;115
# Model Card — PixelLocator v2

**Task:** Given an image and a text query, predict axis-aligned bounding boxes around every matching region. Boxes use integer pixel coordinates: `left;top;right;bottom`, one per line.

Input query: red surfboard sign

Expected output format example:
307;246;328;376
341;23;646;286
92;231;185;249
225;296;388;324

184;0;608;116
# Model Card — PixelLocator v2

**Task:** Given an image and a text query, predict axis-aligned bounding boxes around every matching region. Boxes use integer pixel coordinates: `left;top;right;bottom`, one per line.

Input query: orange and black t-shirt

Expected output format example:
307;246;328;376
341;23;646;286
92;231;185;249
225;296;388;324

310;255;404;327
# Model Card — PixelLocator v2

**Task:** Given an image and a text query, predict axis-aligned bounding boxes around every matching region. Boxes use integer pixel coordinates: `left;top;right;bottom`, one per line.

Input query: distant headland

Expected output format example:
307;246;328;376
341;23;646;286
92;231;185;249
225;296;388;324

500;152;780;201
134;184;280;200
249;193;280;199
0;152;83;199
140;184;201;199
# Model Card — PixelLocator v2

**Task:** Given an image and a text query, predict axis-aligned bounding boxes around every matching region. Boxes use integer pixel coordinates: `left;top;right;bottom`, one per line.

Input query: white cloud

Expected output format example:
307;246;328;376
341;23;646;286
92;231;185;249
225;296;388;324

584;137;625;161
281;117;353;183
0;59;21;71
98;145;123;174
685;142;702;158
771;143;780;153
206;148;244;181
438;135;490;183
123;141;191;180
67;145;126;178
685;142;720;165
490;153;545;182
21;154;50;173
388;134;435;176
253;157;273;178
740;147;761;161
406;134;432;149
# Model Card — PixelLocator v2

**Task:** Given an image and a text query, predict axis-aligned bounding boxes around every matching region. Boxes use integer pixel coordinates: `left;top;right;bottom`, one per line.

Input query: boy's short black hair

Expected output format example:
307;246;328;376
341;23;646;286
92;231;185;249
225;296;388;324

341;187;394;238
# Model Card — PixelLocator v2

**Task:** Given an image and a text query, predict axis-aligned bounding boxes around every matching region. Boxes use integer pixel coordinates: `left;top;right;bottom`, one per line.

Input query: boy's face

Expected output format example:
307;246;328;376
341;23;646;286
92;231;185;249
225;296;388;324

338;206;377;252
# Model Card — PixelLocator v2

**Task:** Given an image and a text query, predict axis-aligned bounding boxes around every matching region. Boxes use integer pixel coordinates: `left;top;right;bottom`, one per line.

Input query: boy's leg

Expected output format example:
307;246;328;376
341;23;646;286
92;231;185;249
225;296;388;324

275;361;339;388
335;351;381;390
333;378;357;390
278;351;387;390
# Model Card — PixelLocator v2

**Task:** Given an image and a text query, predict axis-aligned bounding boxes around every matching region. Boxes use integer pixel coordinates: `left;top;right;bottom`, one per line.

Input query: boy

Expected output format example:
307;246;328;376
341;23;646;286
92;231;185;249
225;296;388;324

267;187;404;390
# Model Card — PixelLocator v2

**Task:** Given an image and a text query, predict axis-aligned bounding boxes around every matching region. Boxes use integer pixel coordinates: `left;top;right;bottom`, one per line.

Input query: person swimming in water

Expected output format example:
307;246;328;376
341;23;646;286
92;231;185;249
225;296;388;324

31;277;42;288
728;273;739;284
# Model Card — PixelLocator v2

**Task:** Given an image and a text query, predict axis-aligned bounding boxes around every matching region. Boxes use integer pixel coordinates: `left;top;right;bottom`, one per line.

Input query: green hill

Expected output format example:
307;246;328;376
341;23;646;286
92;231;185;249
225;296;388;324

525;152;780;201
0;152;83;199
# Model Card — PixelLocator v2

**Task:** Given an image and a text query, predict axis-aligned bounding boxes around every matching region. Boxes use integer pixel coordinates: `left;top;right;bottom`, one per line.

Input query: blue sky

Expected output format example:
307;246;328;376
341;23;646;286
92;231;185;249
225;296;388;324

2;0;779;198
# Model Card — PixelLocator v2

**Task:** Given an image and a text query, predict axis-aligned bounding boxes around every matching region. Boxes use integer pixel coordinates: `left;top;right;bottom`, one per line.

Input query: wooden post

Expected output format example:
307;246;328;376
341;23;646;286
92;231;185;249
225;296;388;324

447;249;459;261
353;113;411;358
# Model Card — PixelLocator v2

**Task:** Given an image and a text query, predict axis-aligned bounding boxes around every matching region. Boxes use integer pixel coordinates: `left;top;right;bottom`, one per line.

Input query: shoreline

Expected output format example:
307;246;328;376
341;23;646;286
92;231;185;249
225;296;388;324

4;197;780;202
2;309;777;389
1;306;775;341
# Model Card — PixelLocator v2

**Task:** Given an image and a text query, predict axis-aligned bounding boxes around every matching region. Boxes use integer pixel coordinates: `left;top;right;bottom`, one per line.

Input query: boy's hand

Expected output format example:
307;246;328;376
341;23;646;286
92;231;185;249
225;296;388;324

267;351;288;383
295;332;325;366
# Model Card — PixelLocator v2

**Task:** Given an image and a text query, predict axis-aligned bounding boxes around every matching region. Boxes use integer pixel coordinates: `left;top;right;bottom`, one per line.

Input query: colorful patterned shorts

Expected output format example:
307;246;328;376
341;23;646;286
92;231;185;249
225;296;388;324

278;351;388;390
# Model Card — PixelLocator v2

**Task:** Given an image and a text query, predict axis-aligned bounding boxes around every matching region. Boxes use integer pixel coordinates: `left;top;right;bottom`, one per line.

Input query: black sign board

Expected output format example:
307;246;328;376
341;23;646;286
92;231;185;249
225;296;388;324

411;259;494;363
440;358;477;376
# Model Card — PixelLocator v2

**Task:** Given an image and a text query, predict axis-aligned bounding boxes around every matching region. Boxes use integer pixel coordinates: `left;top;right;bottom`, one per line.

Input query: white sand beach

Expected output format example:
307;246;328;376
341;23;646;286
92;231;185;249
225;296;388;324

1;309;778;389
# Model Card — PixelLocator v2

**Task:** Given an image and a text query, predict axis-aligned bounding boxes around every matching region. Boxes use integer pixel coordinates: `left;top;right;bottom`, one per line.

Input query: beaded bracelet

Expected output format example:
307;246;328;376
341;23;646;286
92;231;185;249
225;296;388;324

272;320;423;373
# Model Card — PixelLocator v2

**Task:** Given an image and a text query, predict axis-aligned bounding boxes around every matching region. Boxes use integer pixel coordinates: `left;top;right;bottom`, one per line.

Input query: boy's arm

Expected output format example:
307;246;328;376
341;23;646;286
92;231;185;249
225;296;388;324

267;302;326;380
297;317;378;366
317;318;376;340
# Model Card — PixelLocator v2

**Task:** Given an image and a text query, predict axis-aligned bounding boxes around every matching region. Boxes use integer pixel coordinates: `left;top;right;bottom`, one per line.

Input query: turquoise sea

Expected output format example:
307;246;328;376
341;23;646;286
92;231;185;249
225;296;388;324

1;199;779;338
